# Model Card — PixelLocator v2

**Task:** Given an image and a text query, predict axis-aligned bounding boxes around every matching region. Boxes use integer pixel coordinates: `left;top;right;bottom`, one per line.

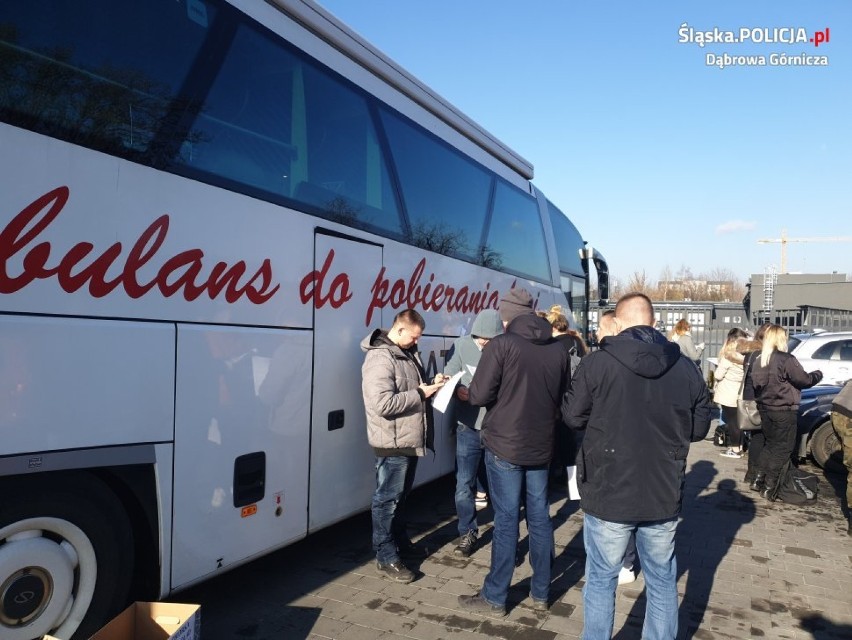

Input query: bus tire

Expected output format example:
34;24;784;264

0;471;134;640
809;422;845;474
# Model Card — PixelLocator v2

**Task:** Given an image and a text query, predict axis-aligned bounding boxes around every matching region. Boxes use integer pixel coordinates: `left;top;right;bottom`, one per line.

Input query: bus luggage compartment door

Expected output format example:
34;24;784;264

171;324;311;588
308;232;382;532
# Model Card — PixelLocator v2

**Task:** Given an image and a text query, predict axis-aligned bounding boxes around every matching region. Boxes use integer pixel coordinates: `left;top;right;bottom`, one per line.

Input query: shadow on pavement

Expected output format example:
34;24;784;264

798;612;852;639
612;461;757;640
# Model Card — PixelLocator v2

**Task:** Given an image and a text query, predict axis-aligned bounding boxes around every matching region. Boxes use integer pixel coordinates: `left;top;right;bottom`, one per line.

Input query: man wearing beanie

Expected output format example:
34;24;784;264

444;309;503;558
458;287;571;614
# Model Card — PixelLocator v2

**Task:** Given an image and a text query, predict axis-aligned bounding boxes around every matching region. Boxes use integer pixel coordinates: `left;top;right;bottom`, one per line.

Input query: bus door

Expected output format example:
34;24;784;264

308;231;383;531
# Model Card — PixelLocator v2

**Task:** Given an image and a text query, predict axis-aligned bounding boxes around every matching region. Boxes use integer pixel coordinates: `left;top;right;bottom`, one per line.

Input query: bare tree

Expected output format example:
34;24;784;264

626;270;651;294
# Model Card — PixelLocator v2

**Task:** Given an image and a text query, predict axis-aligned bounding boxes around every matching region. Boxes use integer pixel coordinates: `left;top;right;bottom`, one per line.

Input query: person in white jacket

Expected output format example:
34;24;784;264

712;328;749;457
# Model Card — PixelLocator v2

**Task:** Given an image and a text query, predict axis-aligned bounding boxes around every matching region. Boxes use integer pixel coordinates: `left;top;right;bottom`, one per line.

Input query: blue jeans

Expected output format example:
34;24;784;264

582;514;678;640
371;455;418;564
480;449;553;607
455;425;483;536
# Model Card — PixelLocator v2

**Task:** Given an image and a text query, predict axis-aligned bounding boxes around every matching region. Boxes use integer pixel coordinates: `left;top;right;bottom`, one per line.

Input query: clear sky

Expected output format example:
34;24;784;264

316;0;850;286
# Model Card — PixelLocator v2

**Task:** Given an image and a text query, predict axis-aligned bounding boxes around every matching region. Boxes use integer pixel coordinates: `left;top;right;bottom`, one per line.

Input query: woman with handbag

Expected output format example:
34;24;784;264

739;323;771;484
745;324;823;499
713;328;749;457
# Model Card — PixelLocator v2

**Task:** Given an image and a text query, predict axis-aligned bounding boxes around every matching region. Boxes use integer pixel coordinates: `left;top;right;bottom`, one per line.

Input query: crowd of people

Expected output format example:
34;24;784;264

359;291;847;638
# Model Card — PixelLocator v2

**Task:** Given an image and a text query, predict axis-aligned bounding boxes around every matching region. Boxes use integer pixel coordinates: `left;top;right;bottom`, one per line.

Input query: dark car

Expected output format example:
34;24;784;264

795;384;844;473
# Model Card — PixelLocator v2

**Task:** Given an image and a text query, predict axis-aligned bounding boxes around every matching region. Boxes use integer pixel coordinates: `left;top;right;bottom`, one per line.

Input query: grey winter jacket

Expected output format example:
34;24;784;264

361;329;430;456
444;309;503;431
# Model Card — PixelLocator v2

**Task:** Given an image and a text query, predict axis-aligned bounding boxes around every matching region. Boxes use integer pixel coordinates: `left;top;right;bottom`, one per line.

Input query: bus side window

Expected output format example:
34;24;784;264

178;24;296;198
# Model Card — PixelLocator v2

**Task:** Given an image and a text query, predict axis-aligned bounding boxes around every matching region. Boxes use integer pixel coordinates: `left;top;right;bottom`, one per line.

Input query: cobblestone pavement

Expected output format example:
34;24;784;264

178;440;852;639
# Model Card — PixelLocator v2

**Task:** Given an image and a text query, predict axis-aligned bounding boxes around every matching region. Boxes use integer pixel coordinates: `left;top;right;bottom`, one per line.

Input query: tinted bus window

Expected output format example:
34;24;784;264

0;0;216;161
548;202;585;277
486;182;551;282
380;109;492;261
177;21;402;234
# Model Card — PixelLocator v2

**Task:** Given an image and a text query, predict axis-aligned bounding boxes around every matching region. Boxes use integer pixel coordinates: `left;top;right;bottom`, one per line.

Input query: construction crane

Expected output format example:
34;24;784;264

757;229;852;273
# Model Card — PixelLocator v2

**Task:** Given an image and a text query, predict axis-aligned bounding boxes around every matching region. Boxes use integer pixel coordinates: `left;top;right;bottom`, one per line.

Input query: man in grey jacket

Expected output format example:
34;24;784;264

444;308;503;557
361;309;446;583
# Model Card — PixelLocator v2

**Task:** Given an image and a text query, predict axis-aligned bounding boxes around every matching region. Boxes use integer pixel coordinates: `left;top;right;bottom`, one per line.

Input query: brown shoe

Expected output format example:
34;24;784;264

531;597;549;612
457;593;506;616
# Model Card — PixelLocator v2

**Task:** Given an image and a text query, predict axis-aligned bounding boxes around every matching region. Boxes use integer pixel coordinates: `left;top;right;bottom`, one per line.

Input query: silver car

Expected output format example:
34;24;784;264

788;331;852;385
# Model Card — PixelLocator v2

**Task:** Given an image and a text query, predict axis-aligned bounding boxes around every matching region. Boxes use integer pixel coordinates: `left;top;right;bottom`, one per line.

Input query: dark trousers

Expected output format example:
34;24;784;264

755;409;797;486
721;405;742;448
746;430;765;475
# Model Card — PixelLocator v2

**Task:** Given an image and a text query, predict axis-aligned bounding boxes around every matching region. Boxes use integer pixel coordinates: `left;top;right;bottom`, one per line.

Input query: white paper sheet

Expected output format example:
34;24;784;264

566;465;581;500
432;371;465;413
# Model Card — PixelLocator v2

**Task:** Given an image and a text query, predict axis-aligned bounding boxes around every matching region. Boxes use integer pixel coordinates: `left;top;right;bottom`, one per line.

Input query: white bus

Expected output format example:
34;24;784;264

0;1;608;637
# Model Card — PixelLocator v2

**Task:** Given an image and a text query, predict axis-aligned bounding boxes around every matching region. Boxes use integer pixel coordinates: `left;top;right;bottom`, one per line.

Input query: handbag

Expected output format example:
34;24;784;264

736;398;762;430
736;353;762;430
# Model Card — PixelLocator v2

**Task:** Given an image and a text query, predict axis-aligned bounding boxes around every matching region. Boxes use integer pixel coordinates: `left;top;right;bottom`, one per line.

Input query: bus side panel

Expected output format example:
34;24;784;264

308;234;382;532
412;335;453;487
171;325;311;588
0;315;174;454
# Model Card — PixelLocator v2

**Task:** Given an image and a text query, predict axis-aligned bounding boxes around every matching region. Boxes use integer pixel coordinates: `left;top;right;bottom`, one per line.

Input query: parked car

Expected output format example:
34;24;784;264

788;330;852;385
795;383;844;473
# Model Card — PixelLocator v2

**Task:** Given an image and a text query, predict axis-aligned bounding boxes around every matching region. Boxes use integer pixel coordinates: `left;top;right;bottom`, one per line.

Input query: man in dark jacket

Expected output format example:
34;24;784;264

563;292;713;639
457;287;571;615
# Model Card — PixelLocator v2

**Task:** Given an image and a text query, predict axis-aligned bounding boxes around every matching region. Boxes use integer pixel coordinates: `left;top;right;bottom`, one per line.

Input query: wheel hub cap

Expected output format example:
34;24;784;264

0;568;52;626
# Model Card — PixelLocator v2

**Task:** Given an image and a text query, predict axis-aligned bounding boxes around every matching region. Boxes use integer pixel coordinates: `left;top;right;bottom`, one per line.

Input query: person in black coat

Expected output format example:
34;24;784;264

563;292;713;639
457;287;571;615
744;324;822;498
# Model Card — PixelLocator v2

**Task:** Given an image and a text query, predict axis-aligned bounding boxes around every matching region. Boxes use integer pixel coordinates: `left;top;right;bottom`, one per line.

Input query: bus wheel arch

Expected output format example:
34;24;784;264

0;471;134;640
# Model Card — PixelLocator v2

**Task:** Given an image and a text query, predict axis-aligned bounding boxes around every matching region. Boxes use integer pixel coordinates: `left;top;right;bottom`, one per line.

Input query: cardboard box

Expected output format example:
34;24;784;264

85;602;200;640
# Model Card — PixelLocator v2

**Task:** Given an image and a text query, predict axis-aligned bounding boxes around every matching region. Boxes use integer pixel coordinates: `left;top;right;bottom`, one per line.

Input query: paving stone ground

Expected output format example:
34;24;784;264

178;440;852;639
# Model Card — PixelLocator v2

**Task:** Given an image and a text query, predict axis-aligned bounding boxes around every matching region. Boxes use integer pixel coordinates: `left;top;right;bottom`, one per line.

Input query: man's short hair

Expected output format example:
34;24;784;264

393;309;425;330
615;292;654;327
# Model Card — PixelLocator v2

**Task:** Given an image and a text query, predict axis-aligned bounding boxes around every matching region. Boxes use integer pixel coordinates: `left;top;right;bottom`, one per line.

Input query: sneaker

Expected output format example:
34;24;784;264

474;492;488;508
376;560;415;583
720;449;743;459
531;597;549;612
453;530;478;557
618;566;636;585
457;593;506;616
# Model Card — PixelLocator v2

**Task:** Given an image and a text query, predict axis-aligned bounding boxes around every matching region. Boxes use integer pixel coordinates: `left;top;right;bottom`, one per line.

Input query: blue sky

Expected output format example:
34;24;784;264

316;0;850;286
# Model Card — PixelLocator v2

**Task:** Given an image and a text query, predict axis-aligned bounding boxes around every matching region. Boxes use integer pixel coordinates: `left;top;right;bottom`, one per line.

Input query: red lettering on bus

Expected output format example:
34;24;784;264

299;249;352;309
365;258;498;325
0;186;279;303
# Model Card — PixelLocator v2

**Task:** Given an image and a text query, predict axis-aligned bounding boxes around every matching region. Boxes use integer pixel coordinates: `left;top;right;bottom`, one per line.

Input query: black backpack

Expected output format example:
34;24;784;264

769;460;819;504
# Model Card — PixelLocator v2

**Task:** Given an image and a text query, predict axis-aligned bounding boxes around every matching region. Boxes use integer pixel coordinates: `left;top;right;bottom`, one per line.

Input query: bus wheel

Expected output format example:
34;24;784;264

0;472;133;640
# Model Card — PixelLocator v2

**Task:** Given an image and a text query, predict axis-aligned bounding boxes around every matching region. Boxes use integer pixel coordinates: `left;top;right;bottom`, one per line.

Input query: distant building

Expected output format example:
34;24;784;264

748;272;852;332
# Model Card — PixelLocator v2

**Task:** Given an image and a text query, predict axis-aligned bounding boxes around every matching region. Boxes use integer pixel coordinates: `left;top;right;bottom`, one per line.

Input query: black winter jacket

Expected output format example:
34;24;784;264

469;312;571;466
744;350;821;412
563;326;713;522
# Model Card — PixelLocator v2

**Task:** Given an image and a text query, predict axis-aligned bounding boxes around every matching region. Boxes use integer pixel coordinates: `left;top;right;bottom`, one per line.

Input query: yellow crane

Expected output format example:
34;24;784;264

757;229;852;273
